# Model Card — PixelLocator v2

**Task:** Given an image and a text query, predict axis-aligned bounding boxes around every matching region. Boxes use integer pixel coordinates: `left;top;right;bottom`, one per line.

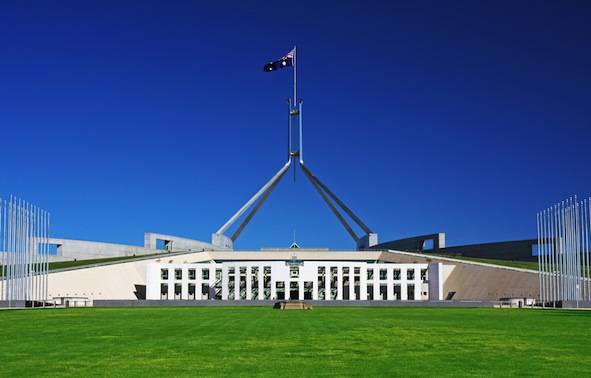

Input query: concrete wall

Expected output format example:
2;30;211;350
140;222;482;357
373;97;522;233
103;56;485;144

144;233;217;252
435;239;537;261
48;237;162;261
373;233;445;251
375;234;536;261
47;251;212;301
378;250;539;300
47;233;217;262
45;249;540;303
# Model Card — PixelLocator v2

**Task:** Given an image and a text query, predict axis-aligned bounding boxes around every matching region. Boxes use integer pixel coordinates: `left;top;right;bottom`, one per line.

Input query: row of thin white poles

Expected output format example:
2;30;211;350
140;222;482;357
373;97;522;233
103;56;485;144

0;195;50;306
537;196;590;305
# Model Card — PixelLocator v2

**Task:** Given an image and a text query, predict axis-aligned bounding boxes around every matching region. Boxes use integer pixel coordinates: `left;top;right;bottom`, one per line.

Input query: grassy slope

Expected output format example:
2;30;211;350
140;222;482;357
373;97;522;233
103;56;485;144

0;307;589;377
430;254;539;270
47;254;164;271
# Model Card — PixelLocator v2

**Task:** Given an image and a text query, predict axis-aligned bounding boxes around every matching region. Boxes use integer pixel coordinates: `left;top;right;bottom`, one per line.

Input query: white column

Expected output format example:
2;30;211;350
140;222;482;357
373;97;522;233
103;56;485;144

386;267;393;300
208;267;215;300
325;266;331;301
221;266;229;300
299;279;304;300
168;282;174;301
313;266;319;300
180;267;188;300
401;267;408;300
197;265;203;300
337;267;343;300
246;266;252;300
234;266;240;300
258;265;264;300
349;265;355;300
360;265;367;300
415;273;421;300
271;278;277;300
374;266;380;300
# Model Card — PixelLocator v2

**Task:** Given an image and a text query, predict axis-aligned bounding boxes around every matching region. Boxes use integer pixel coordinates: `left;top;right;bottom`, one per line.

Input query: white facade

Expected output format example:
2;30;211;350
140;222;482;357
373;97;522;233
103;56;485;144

146;261;441;301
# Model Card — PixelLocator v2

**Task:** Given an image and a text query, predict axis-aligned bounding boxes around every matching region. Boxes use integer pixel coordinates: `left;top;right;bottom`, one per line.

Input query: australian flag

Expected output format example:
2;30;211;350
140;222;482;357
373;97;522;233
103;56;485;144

263;47;296;72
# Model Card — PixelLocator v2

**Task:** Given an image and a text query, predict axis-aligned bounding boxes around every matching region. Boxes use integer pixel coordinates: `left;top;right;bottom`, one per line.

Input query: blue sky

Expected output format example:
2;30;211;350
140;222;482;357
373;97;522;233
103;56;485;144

1;1;590;249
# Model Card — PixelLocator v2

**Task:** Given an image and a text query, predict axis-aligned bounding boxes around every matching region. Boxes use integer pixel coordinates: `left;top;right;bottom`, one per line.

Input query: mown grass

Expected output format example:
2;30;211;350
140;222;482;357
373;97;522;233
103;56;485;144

0;307;589;377
430;255;540;270
47;254;163;271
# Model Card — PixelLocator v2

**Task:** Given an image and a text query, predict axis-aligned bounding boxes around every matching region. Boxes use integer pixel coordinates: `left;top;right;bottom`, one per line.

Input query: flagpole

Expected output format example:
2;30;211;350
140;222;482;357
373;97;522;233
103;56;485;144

293;46;297;106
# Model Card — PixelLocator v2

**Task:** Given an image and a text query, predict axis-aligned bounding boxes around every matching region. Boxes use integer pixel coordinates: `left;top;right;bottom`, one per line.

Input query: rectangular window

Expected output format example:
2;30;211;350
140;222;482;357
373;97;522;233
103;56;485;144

421;269;428;282
407;284;415;300
318;266;325;275
379;269;387;280
379;284;387;300
174;283;182;299
407;269;415;280
343;267;349;275
175;269;182;280
367;284;374;300
240;275;247;300
240;267;247;275
290;266;299;278
188;283;196;299
201;283;209;299
276;281;285;300
202;269;209;280
215;269;222;281
228;267;235;275
367;268;374;280
188;269;196;280
161;269;169;280
393;269;401;280
160;283;168;299
354;267;360;275
393;284;401;300
251;267;259;288
228;276;235;300
304;281;313;300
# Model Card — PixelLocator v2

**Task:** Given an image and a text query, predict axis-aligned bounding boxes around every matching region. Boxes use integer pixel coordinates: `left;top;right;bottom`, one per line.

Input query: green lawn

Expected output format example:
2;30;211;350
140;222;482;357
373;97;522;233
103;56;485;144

430;255;540;270
47;254;164;271
0;307;589;377
1;253;172;276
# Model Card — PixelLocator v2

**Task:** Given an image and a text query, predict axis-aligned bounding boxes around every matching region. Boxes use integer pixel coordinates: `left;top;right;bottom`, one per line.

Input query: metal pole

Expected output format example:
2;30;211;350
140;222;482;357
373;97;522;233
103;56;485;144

35;206;40;302
45;210;50;302
293;46;297;111
552;204;558;305
16;198;22;301
580;198;587;300
537;212;542;305
578;199;584;301
27;202;32;302
542;209;550;303
558;201;564;301
571;198;576;300
0;197;4;301
544;208;550;303
7;196;12;304
541;209;546;304
567;200;572;300
586;198;591;300
7;197;12;305
288;98;292;161
299;100;303;164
